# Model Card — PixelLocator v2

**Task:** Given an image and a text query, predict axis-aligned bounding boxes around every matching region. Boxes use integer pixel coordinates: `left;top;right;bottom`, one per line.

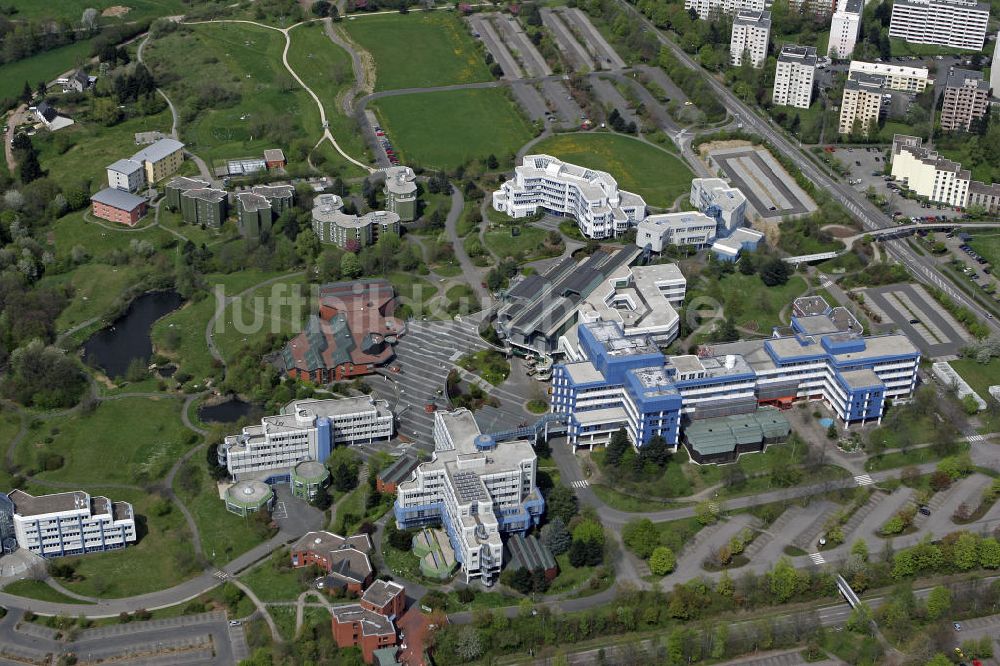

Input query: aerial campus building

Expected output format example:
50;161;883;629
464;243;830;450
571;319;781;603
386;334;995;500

636;211;719;250
311;194;401;249
690;178;748;236
164;176;228;227
4;490;136;558
492;154;647;239
281;280;403;383
394;409;544;585
217;396;394;480
551;296;920;452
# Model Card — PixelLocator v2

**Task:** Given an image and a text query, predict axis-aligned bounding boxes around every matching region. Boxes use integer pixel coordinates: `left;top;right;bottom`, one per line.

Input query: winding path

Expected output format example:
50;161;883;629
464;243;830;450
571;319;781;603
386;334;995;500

183;18;374;173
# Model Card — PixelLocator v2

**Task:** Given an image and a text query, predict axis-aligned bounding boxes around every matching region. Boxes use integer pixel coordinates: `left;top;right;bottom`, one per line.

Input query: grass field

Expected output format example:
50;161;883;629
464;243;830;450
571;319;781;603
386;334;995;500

530;133;692;208
213;273;309;365
1;579;93;605
0;40;94;102
889;38;978;57
49;209;172;263
240;557;308;602
968;232;1000;270
16;397;193;486
483;224;549;260
56;487;200;599
41;262;146;333
345;12;491;91
144;23;322;166
690;272;808;335
287;23;371;174
2;0;188;22
950;357;1000;399
373;88;533;171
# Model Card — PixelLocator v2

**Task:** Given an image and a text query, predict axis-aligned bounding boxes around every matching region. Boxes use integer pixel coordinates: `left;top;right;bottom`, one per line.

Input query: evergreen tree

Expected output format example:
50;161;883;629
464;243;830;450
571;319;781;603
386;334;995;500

605;427;630;467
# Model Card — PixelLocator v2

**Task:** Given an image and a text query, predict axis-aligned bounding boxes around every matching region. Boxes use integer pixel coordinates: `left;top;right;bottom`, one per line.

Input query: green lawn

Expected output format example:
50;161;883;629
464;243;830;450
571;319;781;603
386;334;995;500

150;293;220;386
213;273;309;366
49;209;173;263
689;272;808;335
345;12;491;91
889;38;979;57
33;106;173;191
144;23;323;166
0;40;94;102
15;397;193;486
530;133;692;208
40;264;145;332
372;87;534;171
0;411;22;490
240;559;308;602
157;207;234;248
287;23;371;174
56;488;201;599
483;224;548;260
2;0;188;22
175;458;269;566
968;232;1000;270
1;579;93;605
948;357;1000;401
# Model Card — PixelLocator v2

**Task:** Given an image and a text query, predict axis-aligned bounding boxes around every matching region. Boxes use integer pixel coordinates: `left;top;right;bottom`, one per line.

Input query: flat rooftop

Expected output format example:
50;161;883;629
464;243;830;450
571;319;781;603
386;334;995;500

8;489;88;517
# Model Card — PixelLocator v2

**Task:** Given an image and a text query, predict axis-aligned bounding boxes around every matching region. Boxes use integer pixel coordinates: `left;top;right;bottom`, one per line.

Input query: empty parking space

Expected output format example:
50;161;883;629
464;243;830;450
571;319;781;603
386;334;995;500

540;78;583;127
560;8;626;69
540;8;594;72
467;15;523;80
589;76;638;126
511;81;548;123
863;283;970;358
493;15;551;77
708;146;817;220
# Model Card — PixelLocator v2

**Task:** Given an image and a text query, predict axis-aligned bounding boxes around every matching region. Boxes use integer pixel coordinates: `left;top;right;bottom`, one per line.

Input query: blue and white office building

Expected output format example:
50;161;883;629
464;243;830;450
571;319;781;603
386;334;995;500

394;409;544;585
7;490;136;558
553;309;920;449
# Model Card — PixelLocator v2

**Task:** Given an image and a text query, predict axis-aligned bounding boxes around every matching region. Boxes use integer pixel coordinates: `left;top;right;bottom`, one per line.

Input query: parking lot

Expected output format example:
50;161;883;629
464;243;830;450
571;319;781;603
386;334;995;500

707;145;817;220
862;282;971;358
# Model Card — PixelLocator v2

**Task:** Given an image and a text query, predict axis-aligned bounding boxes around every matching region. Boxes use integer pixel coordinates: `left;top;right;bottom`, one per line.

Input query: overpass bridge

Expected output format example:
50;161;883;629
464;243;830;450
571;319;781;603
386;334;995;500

783;221;1000;264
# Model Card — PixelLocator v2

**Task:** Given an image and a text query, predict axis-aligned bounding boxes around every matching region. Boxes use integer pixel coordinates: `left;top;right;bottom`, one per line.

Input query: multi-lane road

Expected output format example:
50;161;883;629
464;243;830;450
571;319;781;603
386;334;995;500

612;0;1000;338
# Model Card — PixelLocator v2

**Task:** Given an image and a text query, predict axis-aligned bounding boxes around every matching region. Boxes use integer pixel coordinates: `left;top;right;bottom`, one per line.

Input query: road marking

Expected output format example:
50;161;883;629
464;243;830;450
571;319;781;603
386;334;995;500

967;433;984;443
271;501;287;520
570;480;589;489
810;552;826;564
214;570;229;580
854;474;874;486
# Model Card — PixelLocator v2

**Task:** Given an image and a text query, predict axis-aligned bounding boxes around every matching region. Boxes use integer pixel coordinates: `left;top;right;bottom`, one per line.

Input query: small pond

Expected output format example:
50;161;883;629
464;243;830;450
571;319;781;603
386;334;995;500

198;397;259;424
83;291;184;378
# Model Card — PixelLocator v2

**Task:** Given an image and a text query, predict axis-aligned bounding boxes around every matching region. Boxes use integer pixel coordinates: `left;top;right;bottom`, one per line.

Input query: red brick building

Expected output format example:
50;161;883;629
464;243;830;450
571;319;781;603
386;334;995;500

264;148;287;169
289;531;373;595
331;581;406;664
91;187;148;226
375;454;419;495
281;280;404;384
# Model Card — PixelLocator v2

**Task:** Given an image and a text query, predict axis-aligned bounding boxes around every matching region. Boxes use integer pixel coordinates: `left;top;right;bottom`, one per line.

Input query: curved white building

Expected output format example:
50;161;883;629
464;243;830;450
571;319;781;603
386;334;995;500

492;154;647;239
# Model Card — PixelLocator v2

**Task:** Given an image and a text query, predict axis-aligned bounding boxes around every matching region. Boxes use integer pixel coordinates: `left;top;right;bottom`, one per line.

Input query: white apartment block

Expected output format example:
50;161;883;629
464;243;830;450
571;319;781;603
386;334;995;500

7;490;136;558
393;410;543;585
731;10;771;68
575;263;686;345
992;32;1000;96
828;0;862;59
493;154;647;239
890;135;971;208
685;0;764;19
218;397;394;479
888;0;989;51
636;211;718;251
839;74;890;135
106;158;145;193
940;68;990;132
848;61;931;93
690;178;748;235
772;45;817;109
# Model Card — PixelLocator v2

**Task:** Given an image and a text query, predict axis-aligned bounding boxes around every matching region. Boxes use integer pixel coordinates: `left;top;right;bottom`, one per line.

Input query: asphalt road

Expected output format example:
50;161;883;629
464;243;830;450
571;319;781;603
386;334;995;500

611;0;1000;338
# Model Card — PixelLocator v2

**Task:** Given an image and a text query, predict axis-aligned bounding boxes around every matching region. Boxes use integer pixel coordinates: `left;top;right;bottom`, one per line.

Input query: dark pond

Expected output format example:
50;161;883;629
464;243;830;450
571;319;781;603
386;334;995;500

198;397;258;423
83;291;185;378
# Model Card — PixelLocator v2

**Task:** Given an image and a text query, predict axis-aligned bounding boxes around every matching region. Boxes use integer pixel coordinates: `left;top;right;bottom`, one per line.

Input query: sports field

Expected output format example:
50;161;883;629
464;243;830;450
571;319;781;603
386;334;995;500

144;22;322;166
530;132;693;208
372;87;533;171
345;12;491;91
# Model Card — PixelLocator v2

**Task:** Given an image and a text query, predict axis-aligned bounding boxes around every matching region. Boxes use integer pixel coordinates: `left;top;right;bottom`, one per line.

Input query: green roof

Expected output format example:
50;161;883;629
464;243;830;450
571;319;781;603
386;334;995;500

684;409;791;456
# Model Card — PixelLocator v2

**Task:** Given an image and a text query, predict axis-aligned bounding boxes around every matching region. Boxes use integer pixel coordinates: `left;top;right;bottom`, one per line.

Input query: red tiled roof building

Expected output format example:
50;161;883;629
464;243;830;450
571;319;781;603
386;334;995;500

290;531;374;595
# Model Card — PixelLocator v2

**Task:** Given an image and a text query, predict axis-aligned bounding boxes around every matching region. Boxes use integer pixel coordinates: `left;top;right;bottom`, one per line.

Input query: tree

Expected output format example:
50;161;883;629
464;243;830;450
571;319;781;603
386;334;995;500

340;251;362;278
572;519;604;547
769;557;799;602
851;539;869;561
622;519;659;559
604;427;629;467
979;537;1000;569
545;485;578;524
540;517;571;555
953;532;981;570
925;585;951;619
455;626;483;661
20;80;32;102
332;462;357;492
846;602;873;634
18;149;42;184
82;8;99;31
695;500;718;525
759;257;791;286
486;154;499;169
649;546;676;575
312;0;332;15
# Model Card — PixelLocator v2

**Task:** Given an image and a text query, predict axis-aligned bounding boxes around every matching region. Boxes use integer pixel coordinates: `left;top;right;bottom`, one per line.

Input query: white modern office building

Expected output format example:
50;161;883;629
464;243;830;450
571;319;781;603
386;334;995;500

218;397;394;480
106;158;145;193
828;0;862;59
773;45;817;109
731;10;771;67
685;0;764;19
7;490;136;558
574;263;687;346
636;211;718;251
888;0;989;51
394;410;544;585
848;61;931;93
493;154;647;239
690;178;748;236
